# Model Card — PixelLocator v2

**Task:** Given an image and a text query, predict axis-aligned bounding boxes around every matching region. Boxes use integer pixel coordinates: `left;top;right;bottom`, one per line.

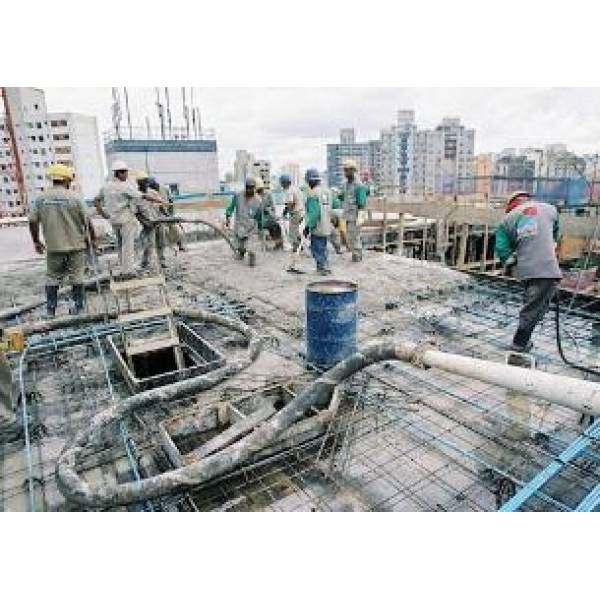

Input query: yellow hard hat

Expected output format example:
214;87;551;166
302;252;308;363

46;163;74;182
254;176;265;190
343;159;359;170
134;170;149;181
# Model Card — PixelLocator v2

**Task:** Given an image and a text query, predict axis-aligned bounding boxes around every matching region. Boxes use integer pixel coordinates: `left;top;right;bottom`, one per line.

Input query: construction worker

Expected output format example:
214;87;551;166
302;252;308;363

29;164;96;317
495;190;562;352
280;173;304;251
135;172;168;270
256;177;283;249
94;160;141;278
338;159;369;262
303;168;332;275
155;181;186;252
225;176;261;264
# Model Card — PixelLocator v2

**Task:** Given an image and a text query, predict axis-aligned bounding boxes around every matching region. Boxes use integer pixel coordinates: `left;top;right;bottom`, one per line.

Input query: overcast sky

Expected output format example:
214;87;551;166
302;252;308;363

43;88;600;177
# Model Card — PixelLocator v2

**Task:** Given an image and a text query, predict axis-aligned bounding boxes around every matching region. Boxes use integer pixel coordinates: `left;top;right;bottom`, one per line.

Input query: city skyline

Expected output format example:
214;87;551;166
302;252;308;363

42;88;600;177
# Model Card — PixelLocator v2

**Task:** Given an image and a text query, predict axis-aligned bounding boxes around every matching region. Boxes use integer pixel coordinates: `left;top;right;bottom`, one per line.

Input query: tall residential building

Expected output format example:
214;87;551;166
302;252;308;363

233;150;255;184
104;126;219;195
411;117;475;195
493;153;536;196
280;162;300;187
326;129;370;188
0;88;105;215
0;88;55;215
49;113;104;198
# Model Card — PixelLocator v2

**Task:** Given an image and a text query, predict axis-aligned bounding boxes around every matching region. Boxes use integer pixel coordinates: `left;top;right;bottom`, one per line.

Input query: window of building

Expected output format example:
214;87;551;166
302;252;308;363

40;149;46;155
34;104;39;110
52;133;70;141
55;147;71;154
38;136;44;142
36;122;42;129
50;120;59;127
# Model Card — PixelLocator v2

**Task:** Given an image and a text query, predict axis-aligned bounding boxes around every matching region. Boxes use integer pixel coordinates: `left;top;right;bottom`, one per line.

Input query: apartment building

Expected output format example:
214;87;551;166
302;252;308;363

326;129;370;188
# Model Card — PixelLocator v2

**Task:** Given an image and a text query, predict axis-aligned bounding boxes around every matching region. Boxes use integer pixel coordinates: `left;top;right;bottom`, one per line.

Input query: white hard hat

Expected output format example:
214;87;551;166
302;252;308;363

111;160;129;172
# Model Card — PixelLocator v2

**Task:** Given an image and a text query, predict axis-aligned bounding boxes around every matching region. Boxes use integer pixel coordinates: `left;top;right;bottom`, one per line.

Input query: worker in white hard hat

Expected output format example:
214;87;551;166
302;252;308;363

280;173;304;252
94;160;142;278
29;164;96;316
337;159;368;262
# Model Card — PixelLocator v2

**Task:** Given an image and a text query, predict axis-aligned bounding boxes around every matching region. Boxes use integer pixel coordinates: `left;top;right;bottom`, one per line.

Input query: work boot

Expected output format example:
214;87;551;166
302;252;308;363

317;266;332;276
248;252;256;267
351;254;363;263
45;285;59;318
71;284;85;315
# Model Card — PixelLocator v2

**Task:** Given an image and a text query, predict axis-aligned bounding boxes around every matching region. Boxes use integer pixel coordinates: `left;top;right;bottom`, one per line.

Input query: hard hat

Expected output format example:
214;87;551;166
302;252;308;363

254;176;265;190
46;163;74;182
134;170;149;181
245;176;257;188
147;177;159;190
508;190;531;202
342;159;358;170
506;190;531;213
305;168;321;183
111;160;129;172
279;173;292;185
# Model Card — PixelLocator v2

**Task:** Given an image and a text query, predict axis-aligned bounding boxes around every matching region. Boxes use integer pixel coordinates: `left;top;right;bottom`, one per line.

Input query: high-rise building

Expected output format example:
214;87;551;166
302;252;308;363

474;153;494;198
326;129;370;188
0;88;104;216
411;117;475;196
233;150;255;184
48;113;104;198
0;88;55;215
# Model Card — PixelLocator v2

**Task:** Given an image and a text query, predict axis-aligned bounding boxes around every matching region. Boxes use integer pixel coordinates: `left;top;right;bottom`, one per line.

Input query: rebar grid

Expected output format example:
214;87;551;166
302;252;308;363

3;251;600;511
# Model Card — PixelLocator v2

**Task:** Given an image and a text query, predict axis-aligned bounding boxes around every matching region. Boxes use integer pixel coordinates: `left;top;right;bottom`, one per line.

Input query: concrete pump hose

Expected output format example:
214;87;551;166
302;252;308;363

55;307;263;507
57;338;600;508
154;216;238;255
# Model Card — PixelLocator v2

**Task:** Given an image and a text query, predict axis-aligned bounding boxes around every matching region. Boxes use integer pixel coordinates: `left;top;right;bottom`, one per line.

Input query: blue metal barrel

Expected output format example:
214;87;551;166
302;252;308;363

305;280;358;368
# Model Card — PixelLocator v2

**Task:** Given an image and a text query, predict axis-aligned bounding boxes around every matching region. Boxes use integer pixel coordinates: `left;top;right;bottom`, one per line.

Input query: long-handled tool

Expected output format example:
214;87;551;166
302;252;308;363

286;219;309;275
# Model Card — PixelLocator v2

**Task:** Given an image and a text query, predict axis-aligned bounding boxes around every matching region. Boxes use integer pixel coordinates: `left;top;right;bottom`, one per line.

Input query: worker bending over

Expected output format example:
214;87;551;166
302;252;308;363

94;161;141;278
338;159;368;262
135;171;168;271
157;181;186;252
303;168;332;275
280;173;304;251
225;177;261;265
495;190;562;352
29;164;96;317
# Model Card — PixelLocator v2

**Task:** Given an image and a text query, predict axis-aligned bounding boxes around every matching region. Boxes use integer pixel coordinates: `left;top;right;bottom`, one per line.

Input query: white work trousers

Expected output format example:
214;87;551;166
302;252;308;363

113;220;137;276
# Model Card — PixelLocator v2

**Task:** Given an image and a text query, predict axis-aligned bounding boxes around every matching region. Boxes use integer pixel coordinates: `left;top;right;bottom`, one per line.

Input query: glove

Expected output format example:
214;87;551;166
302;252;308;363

303;226;310;238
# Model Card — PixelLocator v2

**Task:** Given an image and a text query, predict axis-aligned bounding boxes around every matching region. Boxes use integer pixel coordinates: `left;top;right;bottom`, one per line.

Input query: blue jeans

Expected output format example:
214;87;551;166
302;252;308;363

310;235;328;270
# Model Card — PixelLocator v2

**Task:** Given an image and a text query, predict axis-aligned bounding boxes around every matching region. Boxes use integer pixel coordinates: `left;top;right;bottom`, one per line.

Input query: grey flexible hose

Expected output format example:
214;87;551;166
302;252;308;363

56;341;407;507
155;216;237;255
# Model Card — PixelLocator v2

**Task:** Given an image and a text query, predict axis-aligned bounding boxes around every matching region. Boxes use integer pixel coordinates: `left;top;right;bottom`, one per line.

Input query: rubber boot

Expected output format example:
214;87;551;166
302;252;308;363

71;284;85;315
45;285;59;318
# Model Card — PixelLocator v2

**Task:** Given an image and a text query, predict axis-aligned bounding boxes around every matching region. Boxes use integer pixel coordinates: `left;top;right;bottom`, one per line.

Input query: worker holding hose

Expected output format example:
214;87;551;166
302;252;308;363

225;176;261;265
29;164;96;317
135;172;168;271
94;161;141;279
495;190;562;352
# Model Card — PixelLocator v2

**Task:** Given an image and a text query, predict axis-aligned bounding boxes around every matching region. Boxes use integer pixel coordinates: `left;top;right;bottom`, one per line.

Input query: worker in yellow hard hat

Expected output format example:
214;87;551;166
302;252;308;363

28;164;96;317
337;158;368;262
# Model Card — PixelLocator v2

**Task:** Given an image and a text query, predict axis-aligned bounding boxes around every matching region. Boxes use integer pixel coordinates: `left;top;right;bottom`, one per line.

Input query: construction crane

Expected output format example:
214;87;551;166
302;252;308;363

1;87;28;215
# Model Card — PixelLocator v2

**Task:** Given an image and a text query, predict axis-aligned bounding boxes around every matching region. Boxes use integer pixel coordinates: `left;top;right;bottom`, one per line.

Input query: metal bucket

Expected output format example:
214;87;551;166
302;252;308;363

305;280;358;368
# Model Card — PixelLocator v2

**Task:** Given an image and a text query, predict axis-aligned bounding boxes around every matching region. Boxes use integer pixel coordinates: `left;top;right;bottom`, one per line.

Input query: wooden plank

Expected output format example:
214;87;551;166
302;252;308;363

183;403;277;464
125;335;180;356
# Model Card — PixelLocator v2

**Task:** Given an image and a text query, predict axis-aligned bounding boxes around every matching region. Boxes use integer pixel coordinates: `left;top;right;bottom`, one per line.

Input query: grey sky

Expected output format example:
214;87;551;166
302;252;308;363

43;87;600;177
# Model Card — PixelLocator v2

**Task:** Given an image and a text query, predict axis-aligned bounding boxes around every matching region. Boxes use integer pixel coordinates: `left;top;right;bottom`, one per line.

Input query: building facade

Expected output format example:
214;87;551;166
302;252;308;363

1;88;104;215
251;159;271;189
49;112;104;198
104;129;219;195
280;162;300;187
326;129;370;188
233;150;255;184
